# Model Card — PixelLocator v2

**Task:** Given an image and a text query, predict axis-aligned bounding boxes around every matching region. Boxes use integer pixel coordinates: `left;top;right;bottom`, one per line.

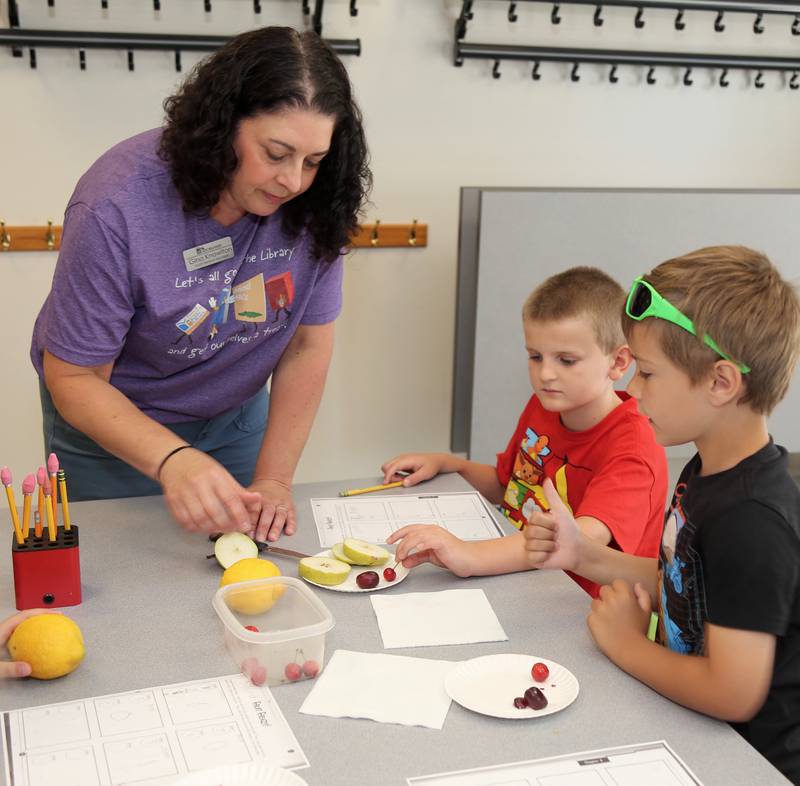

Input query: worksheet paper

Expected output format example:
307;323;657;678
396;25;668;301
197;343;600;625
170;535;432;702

310;491;505;548
406;740;703;785
1;674;308;786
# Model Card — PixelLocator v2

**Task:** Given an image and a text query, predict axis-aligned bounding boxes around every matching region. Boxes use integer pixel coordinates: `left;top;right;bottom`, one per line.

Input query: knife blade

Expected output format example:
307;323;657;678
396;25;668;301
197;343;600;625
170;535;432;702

254;542;311;560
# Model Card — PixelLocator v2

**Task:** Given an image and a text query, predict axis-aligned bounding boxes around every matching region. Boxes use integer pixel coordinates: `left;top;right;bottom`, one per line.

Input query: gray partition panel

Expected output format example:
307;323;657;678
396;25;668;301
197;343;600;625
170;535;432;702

453;188;800;464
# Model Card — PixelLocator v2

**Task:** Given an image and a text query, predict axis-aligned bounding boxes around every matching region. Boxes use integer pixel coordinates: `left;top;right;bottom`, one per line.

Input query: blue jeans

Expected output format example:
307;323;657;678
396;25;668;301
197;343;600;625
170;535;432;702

40;381;268;502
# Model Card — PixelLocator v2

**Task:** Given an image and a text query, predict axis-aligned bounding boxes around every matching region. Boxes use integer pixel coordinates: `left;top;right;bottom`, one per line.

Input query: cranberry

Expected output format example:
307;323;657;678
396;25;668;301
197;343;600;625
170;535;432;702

250;666;267;686
356;571;379;589
302;660;320;678
284;662;302;681
513;696;528;709
532;662;549;682
383;567;397;582
524;686;548;710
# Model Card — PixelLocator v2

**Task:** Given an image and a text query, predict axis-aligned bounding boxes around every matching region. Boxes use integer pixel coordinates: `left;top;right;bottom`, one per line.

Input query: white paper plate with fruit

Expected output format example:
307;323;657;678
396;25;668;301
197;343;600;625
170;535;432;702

297;538;409;592
445;653;579;720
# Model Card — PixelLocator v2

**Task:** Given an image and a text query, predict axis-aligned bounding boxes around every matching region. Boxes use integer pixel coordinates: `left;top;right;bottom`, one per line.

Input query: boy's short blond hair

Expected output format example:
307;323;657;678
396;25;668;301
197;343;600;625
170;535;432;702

622;245;800;415
523;266;626;354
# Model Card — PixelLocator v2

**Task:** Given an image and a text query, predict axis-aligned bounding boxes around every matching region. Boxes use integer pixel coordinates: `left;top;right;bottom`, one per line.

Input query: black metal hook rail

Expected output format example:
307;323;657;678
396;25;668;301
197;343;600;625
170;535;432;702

455;40;800;87
458;0;800;37
0;28;360;70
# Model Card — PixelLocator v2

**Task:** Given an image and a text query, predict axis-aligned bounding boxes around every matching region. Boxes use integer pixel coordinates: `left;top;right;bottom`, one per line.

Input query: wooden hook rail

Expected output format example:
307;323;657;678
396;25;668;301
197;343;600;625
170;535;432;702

0;220;427;252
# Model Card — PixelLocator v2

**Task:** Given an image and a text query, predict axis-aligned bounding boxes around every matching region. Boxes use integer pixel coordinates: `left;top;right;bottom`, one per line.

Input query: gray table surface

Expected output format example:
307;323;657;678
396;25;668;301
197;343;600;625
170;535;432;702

1;474;789;786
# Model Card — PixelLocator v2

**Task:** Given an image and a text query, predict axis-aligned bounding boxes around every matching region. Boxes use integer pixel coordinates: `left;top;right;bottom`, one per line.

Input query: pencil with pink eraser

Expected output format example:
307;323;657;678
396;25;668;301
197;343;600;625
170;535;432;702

42;473;57;543
22;473;35;541
1;467;25;545
47;452;59;528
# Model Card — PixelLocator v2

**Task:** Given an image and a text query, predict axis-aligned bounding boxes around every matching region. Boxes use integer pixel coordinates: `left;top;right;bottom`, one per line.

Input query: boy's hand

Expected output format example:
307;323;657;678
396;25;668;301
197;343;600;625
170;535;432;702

587;579;652;662
523;478;581;571
1;609;53;678
381;453;447;486
387;524;476;577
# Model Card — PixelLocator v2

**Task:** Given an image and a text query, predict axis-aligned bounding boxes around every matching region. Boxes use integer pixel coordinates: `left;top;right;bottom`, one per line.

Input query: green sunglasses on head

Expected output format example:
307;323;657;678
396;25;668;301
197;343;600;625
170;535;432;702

625;277;751;374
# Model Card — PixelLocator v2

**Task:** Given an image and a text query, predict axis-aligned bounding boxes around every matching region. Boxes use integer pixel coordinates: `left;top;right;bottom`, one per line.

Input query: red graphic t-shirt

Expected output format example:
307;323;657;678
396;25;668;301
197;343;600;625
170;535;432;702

496;392;667;597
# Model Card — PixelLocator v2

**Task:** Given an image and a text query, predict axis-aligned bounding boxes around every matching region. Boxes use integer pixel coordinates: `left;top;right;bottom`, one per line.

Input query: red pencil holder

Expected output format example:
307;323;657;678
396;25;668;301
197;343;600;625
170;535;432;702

11;526;82;610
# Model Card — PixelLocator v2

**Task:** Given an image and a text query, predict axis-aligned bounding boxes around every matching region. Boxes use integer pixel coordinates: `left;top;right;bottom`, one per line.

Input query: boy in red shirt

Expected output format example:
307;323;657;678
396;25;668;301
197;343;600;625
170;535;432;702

384;267;667;596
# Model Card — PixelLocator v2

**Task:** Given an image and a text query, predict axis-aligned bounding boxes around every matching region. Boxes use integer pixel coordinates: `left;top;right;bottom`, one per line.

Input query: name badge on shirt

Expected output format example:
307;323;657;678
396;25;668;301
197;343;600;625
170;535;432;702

182;237;235;272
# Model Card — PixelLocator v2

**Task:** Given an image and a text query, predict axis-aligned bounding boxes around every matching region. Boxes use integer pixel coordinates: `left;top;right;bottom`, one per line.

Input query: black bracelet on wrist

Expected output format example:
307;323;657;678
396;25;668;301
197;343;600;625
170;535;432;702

156;445;194;482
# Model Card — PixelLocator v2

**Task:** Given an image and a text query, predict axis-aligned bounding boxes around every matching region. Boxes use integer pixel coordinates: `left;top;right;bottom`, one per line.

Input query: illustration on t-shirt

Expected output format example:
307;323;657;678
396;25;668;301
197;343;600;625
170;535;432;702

501;427;589;529
173;303;210;346
656;483;706;655
265;271;294;323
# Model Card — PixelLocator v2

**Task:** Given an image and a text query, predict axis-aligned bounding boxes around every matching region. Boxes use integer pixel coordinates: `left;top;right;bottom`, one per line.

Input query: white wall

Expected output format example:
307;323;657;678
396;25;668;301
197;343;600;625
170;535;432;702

2;0;799;503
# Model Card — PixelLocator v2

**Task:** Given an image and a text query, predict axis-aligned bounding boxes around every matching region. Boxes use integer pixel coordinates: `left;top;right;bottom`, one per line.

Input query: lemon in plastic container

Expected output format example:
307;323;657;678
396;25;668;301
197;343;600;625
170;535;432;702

219;558;284;615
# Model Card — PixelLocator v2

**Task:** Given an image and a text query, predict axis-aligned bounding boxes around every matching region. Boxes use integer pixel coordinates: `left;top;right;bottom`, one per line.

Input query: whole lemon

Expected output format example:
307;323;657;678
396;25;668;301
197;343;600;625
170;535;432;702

7;614;85;680
219;558;284;615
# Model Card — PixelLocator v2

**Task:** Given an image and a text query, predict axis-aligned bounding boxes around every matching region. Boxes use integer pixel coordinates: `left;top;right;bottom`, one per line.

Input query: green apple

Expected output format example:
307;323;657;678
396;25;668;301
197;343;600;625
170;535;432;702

214;532;259;569
342;538;390;566
298;556;351;586
331;543;358;564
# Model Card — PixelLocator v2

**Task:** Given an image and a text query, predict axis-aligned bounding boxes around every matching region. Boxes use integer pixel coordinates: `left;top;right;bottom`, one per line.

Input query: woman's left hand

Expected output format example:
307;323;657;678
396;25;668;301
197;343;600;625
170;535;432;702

247;478;297;542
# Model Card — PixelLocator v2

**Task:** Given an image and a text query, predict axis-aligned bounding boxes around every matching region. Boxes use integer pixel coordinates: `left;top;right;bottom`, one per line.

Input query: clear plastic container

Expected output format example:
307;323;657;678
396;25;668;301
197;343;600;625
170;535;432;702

212;576;334;687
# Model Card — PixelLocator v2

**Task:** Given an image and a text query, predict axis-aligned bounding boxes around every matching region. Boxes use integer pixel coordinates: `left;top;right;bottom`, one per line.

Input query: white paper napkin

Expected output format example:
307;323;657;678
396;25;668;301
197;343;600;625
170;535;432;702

298;649;454;729
370;589;508;649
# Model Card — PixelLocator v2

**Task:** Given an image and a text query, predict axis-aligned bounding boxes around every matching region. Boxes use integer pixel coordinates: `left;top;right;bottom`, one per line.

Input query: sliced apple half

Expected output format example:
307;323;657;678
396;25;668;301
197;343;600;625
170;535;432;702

298;556;351;586
342;537;390;566
214;532;259;569
331;542;358;564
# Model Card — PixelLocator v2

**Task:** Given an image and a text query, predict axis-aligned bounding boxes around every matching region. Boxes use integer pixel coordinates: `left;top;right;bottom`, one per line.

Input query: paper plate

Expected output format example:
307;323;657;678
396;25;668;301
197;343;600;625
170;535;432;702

445;653;579;720
175;762;307;786
300;550;409;593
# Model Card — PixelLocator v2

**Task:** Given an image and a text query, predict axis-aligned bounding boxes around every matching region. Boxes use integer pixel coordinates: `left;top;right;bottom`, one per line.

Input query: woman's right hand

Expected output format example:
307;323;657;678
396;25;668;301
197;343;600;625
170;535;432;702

380;452;449;486
159;448;261;533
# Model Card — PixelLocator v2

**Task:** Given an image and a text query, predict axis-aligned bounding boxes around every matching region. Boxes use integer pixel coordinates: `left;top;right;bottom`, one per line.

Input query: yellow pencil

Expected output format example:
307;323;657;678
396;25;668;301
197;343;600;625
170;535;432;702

339;480;404;497
44;484;56;542
1;467;25;545
58;470;71;532
21;474;35;541
36;467;46;539
48;453;59;528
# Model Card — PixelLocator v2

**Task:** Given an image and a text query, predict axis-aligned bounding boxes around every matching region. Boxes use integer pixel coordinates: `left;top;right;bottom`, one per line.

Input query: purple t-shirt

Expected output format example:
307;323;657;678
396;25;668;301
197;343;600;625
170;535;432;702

31;129;343;423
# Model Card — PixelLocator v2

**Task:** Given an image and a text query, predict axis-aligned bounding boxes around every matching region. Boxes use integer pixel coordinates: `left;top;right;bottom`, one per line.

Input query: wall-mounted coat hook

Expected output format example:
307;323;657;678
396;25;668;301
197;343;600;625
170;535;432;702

754;70;765;87
254;0;262;12
493;59;502;78
79;49;86;70
175;50;182;72
350;0;358;16
303;0;310;13
683;67;693;85
408;219;418;247
551;3;562;24
719;67;729;86
204;0;212;12
29;49;36;68
594;5;604;27
47;0;55;7
674;9;685;30
714;10;725;31
571;61;580;81
128;50;134;71
634;7;645;28
646;66;656;84
509;2;518;21
0;222;10;252
754;12;765;32
609;64;619;82
154;0;161;9
790;70;799;89
532;60;541;79
46;221;56;251
793;14;800;34
101;0;108;8
370;220;380;247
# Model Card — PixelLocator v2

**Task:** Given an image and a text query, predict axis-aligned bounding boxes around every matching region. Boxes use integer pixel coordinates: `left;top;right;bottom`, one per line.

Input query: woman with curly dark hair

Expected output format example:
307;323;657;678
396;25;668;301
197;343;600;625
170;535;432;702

30;26;371;542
